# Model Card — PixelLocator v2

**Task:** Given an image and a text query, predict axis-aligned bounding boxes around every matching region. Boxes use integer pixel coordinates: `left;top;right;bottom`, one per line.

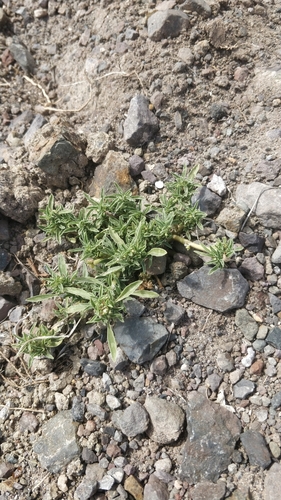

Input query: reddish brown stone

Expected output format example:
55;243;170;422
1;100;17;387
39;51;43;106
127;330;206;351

250;359;264;375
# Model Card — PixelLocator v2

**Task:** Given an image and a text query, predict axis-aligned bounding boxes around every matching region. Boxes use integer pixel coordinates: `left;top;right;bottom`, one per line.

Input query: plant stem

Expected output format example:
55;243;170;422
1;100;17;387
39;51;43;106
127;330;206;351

172;234;207;253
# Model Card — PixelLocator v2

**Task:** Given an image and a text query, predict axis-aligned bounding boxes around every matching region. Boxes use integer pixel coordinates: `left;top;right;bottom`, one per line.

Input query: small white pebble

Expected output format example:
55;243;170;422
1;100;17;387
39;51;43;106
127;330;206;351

155;180;164;189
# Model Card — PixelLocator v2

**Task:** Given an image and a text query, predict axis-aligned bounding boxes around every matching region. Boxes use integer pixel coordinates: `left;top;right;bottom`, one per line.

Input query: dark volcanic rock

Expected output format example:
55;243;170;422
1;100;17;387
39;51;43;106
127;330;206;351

240;430;272;469
177;266;249;312
80;359;107;377
180;392;241;483
113;317;169;364
192;186;221;216
147;9;190;41
33;411;80;473
123;95;159;147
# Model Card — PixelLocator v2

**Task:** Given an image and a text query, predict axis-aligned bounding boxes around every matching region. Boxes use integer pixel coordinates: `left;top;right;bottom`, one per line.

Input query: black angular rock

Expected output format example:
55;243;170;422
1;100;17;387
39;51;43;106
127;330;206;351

123;95;159;147
266;327;281;350
177;266;249;313
191;186;221;216
238;232;265;253
80;359;107;377
9;37;36;74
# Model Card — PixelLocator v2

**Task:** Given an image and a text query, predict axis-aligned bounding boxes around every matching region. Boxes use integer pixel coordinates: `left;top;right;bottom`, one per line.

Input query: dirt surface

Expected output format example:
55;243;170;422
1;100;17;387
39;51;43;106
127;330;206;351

1;0;281;499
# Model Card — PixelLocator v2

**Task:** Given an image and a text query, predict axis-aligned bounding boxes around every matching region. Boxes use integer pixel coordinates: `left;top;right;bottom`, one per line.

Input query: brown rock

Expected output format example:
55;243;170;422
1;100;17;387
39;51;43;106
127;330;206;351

234;67;249;82
250;359;264;375
88;151;136;198
124;475;143;500
190;480;226;500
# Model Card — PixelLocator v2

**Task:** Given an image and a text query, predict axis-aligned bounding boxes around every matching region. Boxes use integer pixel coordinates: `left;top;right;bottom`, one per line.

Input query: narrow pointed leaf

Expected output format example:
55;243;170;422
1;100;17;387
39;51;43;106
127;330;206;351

58;254;67;276
107;323;117;361
115;280;143;302
65;287;92;300
66;303;90;314
132;290;159;299
27;294;57;302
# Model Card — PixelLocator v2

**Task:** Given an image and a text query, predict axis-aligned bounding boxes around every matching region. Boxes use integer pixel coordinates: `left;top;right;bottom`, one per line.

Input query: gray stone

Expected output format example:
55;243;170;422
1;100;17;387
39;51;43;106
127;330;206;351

86;403;108;421
80;359;107;377
9;36;36;74
177;266;249;313
88;150;136;198
145;396;185;444
255;159;281;181
98;475;115;490
150;355;168;376
164;299;185;324
113;317;169;364
85;132;111;163
264;463;281;500
18;412;39;433
210;103;228;121
109;347;129;372
236;182;281;229
271;390;281;410
235;309;258;341
118;402;150;437
129;155;145;176
123;95;159;147
0;217;9;241
192;186;221;216
180;392;241;483
0;272;22;296
147;9;189;41
266;327;281;349
28;123;88;188
190;481;226;500
71;396;85;422
216;206;246;233
238;232;264;253
206;373;222;392
0;297;14;322
81;447;97;464
178;47;194;66
108;467;124;483
74;478;98;500
207;174;227;197
125;298;145;318
239;257;264;281
216;352;234;372
143;473;169;500
269;293;281;314
271;242;281;264
240;430;271;469
182;0;212;18
24;114;47;149
33;410;80;473
106;395;121;410
233;379;255;399
145;254;167;275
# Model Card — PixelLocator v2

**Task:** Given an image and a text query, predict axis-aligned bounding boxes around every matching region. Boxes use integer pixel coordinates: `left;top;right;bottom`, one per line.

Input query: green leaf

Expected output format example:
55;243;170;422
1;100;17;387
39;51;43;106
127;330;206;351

108;227;125;248
147;248;167;257
116;280;143;302
66;303;90;314
100;266;123;276
65;287;92;300
58;254;67;276
132;290;159;299
27;294;57;302
107;323;117;361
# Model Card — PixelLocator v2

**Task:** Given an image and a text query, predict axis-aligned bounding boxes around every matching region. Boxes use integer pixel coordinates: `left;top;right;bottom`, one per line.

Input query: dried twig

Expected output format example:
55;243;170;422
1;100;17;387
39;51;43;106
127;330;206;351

23;75;51;103
34;472;50;490
240;187;277;231
0;404;45;413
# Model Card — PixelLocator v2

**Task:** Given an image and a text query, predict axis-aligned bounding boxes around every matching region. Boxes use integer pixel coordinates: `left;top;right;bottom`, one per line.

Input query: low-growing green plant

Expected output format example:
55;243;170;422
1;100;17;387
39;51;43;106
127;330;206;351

14;323;65;367
15;167;240;361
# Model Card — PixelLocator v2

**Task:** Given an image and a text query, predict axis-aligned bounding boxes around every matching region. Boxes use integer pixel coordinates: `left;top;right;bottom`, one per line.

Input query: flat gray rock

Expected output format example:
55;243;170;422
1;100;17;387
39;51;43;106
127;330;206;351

33;410;80;473
177;266;249;313
192;186;221;216
266;327;281;349
236;182;281;228
123;95;159;147
113;317;169;364
235;308;258;341
180;392;241;483
190;480;226;500
182;0;212;18
143;473;169;500
233;379;255;399
147;9;190;41
144;396;185;444
264;463;281;500
240;430;272;469
118;402;150;438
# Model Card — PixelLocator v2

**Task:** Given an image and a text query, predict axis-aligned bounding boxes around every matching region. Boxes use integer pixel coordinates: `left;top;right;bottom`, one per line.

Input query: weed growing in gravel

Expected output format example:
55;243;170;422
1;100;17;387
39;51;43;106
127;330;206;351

19;167;239;361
